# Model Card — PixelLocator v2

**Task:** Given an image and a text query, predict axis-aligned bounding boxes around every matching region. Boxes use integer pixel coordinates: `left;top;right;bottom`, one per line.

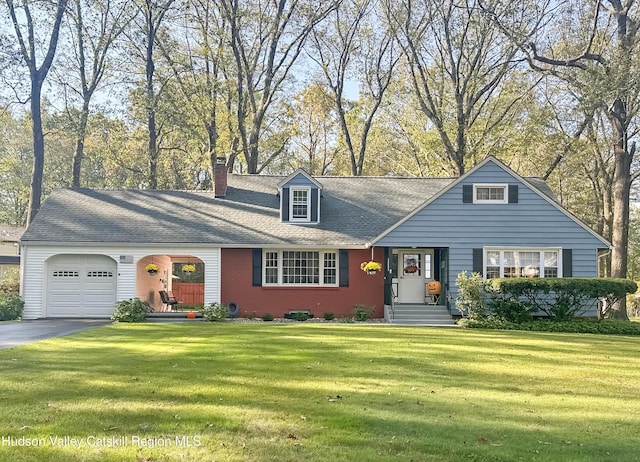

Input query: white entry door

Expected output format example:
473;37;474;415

396;250;433;303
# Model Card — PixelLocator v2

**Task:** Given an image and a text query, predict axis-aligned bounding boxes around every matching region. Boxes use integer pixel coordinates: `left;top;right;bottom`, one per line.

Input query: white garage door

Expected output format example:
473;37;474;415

47;255;117;318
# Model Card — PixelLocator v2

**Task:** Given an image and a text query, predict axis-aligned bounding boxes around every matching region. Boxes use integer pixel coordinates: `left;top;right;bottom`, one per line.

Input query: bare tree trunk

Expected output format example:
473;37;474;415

72;101;90;187
140;0;174;189
146;1;158;189
5;0;69;223
68;0;132;188
29;83;45;223
609;98;632;319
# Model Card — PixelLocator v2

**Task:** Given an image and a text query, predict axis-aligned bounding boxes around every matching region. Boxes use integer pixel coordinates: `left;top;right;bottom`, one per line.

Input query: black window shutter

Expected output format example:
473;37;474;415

339;249;349;287
311;188;319;222
252;248;262;286
508;185;519;203
463;185;473;203
472;248;483;275
562;249;572;277
389;253;398;278
281;188;290;221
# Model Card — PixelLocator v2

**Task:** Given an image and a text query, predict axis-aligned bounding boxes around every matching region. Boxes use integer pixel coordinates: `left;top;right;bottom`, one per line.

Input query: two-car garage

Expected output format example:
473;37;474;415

46;255;117;318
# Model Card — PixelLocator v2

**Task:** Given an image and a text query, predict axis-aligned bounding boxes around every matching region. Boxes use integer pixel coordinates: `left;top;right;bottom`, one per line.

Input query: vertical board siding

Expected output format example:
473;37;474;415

172;283;205;305
376;161;607;313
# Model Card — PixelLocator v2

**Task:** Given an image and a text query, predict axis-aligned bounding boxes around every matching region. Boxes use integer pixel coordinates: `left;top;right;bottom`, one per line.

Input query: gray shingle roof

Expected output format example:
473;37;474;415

21;175;455;246
21;172;558;247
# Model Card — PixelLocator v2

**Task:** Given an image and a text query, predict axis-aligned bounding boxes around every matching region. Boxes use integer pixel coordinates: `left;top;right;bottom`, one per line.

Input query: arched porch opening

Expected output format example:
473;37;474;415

136;254;205;312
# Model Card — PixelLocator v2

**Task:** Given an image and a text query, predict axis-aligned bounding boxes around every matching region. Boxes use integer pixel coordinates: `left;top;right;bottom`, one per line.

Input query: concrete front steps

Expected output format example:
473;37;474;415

389;303;457;326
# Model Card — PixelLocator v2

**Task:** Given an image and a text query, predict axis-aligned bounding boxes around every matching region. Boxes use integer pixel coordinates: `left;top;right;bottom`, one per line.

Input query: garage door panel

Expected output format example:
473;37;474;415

47;255;117;318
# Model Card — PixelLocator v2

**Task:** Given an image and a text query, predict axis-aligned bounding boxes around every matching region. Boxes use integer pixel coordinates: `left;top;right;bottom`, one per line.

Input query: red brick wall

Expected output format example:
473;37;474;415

221;248;385;318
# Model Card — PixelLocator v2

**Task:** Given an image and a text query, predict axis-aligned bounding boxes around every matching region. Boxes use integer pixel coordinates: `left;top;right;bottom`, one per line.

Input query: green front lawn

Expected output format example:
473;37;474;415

0;324;639;461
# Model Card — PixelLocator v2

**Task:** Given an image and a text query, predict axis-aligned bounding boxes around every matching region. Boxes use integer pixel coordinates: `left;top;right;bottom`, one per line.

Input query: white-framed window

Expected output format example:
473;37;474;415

263;250;338;286
290;187;311;221
474;184;508;204
485;248;560;279
265;251;279;284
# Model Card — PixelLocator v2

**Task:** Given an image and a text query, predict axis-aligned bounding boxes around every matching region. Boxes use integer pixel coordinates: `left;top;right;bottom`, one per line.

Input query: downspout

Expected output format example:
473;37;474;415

597;248;612;278
597;247;613;318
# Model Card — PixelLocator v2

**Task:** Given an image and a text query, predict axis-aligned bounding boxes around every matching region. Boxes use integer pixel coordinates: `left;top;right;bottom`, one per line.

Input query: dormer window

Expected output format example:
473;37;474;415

291;187;310;221
278;170;322;224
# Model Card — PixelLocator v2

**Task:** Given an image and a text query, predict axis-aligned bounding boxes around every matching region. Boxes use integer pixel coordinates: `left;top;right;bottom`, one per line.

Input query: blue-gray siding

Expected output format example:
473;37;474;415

283;172;316;187
376;162;608;314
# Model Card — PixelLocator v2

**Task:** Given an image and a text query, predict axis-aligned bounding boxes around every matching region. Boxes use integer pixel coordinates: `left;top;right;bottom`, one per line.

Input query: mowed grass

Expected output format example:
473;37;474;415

0;324;639;461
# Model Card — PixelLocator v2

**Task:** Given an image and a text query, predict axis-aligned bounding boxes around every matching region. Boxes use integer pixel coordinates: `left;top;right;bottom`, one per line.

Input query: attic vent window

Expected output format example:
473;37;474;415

474;184;507;204
290;187;310;221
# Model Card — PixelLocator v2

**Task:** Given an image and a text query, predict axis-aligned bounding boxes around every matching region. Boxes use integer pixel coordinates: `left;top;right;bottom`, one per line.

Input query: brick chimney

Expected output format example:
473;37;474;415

214;156;227;198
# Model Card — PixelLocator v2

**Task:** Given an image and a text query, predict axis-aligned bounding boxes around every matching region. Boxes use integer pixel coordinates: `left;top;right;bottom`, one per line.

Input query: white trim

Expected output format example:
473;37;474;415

473;183;508;204
483;246;561;279
276;168;324;189
262;249;339;287
21;245;221;319
289;186;312;222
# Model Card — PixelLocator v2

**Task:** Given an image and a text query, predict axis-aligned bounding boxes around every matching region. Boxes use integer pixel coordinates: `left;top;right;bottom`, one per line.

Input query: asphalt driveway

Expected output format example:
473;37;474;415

0;319;111;349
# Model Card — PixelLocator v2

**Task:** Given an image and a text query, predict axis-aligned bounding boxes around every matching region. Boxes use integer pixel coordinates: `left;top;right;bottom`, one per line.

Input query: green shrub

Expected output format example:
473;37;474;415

111;298;153;323
353;304;374;322
486;278;637;321
323;312;335;321
293;311;309;321
458;316;640;335
455;271;487;319
0;293;24;321
339;316;355;323
487;297;537;323
457;315;517;330
201;302;229;321
261;313;274;321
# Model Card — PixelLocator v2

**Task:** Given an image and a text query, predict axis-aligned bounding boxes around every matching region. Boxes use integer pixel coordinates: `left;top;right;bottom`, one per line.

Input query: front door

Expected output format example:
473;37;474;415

396;250;433;303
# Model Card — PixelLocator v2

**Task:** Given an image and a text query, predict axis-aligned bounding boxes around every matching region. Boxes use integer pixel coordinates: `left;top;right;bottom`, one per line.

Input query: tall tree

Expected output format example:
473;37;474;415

157;0;234;179
309;0;398;176
482;0;640;318
60;0;135;187
4;0;69;223
384;0;526;175
282;82;338;174
127;0;176;189
220;0;338;174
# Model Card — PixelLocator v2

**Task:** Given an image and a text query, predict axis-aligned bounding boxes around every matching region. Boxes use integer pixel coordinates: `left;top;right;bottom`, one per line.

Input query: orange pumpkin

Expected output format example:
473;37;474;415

426;280;441;295
187;311;196;318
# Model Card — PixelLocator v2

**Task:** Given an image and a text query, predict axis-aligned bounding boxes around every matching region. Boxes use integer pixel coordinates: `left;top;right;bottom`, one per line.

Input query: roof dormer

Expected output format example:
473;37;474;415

277;170;322;224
